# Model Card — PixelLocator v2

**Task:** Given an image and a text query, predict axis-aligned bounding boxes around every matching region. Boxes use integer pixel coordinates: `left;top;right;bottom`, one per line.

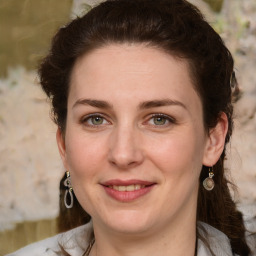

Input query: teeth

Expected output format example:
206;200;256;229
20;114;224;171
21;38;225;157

126;185;135;191
135;184;140;190
118;185;126;192
110;185;146;191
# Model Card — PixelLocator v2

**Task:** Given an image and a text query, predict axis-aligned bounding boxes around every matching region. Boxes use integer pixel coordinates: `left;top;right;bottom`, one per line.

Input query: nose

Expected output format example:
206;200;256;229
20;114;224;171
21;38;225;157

108;124;144;169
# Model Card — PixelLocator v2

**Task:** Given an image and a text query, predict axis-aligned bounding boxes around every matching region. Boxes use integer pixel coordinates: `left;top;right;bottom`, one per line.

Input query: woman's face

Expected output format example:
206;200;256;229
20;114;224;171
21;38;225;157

57;44;218;236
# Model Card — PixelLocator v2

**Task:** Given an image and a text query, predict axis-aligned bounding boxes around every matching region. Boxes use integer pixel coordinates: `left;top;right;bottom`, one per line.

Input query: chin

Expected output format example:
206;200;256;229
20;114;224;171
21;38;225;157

101;209;159;235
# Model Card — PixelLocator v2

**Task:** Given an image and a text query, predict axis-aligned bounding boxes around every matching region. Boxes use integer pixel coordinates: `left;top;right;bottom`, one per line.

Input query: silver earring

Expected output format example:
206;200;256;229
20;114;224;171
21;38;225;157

64;171;74;208
203;167;215;191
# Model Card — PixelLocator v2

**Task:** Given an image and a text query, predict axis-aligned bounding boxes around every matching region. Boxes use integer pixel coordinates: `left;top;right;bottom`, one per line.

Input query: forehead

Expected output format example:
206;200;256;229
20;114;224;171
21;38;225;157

73;43;188;72
69;44;201;111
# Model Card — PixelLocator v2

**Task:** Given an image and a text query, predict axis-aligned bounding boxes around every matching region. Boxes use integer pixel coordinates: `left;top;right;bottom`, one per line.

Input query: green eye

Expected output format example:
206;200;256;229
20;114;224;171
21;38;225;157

91;116;104;125
82;114;108;126
147;114;175;127
153;116;167;125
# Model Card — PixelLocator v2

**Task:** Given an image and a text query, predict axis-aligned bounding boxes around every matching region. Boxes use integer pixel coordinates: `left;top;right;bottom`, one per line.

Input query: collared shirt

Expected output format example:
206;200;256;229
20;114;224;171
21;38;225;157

6;222;237;256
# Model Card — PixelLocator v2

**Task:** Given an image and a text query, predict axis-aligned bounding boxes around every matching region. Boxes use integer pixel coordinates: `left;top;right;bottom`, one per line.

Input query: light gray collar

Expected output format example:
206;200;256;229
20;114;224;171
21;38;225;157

197;222;235;256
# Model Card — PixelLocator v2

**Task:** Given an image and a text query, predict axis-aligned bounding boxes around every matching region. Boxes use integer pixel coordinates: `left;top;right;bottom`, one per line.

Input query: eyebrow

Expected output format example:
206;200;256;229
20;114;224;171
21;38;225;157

72;99;113;109
138;99;187;110
72;98;186;110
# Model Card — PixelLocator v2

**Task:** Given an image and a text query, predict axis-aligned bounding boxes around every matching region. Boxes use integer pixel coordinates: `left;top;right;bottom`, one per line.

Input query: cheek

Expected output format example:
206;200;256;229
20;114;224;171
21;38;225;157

64;131;108;179
64;133;108;212
146;130;205;179
149;132;205;207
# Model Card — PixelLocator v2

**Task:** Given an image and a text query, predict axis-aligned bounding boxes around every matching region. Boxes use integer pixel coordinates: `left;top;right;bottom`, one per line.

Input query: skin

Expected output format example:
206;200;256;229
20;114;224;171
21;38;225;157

57;44;228;256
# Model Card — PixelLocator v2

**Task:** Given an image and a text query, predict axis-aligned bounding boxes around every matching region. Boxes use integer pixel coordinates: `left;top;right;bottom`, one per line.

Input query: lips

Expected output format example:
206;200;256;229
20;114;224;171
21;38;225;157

101;179;156;202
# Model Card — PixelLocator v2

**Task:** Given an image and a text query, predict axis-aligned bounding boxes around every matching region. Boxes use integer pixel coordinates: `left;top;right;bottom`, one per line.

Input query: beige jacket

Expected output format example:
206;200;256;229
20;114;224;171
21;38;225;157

7;222;237;256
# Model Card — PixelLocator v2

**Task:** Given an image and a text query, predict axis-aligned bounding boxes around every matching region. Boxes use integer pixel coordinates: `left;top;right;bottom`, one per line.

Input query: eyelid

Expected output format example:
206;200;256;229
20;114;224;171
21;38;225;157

80;113;111;126
145;113;176;126
150;113;175;121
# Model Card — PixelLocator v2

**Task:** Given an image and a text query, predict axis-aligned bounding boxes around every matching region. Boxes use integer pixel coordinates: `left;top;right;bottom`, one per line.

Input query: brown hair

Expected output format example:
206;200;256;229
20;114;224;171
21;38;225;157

39;0;252;254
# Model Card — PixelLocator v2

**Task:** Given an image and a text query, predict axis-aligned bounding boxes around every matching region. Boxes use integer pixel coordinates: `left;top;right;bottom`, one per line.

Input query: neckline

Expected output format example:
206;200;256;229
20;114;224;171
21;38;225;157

83;238;95;256
83;238;198;256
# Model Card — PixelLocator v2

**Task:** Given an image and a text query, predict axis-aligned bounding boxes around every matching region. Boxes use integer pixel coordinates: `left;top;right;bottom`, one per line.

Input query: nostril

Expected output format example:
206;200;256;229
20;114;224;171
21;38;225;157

109;158;137;169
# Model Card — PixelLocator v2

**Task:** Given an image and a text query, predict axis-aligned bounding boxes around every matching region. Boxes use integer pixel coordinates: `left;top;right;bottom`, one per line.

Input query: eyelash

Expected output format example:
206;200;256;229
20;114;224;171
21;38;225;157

146;113;176;127
80;113;176;128
80;113;110;127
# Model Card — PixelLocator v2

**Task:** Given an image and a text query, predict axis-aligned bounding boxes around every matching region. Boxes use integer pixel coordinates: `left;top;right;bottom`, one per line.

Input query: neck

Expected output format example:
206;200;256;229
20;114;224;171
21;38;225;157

91;211;197;256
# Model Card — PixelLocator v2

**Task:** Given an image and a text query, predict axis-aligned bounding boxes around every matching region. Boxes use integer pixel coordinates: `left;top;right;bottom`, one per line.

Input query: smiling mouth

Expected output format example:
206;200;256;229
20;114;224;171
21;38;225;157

102;181;155;202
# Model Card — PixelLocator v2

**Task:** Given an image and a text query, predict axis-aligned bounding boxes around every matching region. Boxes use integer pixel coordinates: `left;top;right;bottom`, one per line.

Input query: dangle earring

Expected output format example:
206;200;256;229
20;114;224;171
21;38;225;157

64;171;74;208
203;167;215;191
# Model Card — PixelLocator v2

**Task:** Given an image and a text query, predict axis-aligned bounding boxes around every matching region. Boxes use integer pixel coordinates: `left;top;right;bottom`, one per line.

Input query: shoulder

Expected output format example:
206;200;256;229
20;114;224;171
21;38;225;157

6;222;92;256
197;222;238;256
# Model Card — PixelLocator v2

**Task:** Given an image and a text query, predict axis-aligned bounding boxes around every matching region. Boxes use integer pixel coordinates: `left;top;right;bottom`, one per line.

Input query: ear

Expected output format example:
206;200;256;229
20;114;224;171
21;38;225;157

56;127;69;169
203;112;229;166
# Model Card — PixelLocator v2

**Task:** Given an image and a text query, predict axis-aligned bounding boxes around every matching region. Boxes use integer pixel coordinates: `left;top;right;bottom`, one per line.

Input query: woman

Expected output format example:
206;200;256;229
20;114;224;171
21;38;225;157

8;0;253;255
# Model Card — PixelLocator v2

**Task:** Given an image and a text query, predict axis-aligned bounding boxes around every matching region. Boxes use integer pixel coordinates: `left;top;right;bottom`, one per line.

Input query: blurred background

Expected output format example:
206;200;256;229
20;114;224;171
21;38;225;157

0;0;255;254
